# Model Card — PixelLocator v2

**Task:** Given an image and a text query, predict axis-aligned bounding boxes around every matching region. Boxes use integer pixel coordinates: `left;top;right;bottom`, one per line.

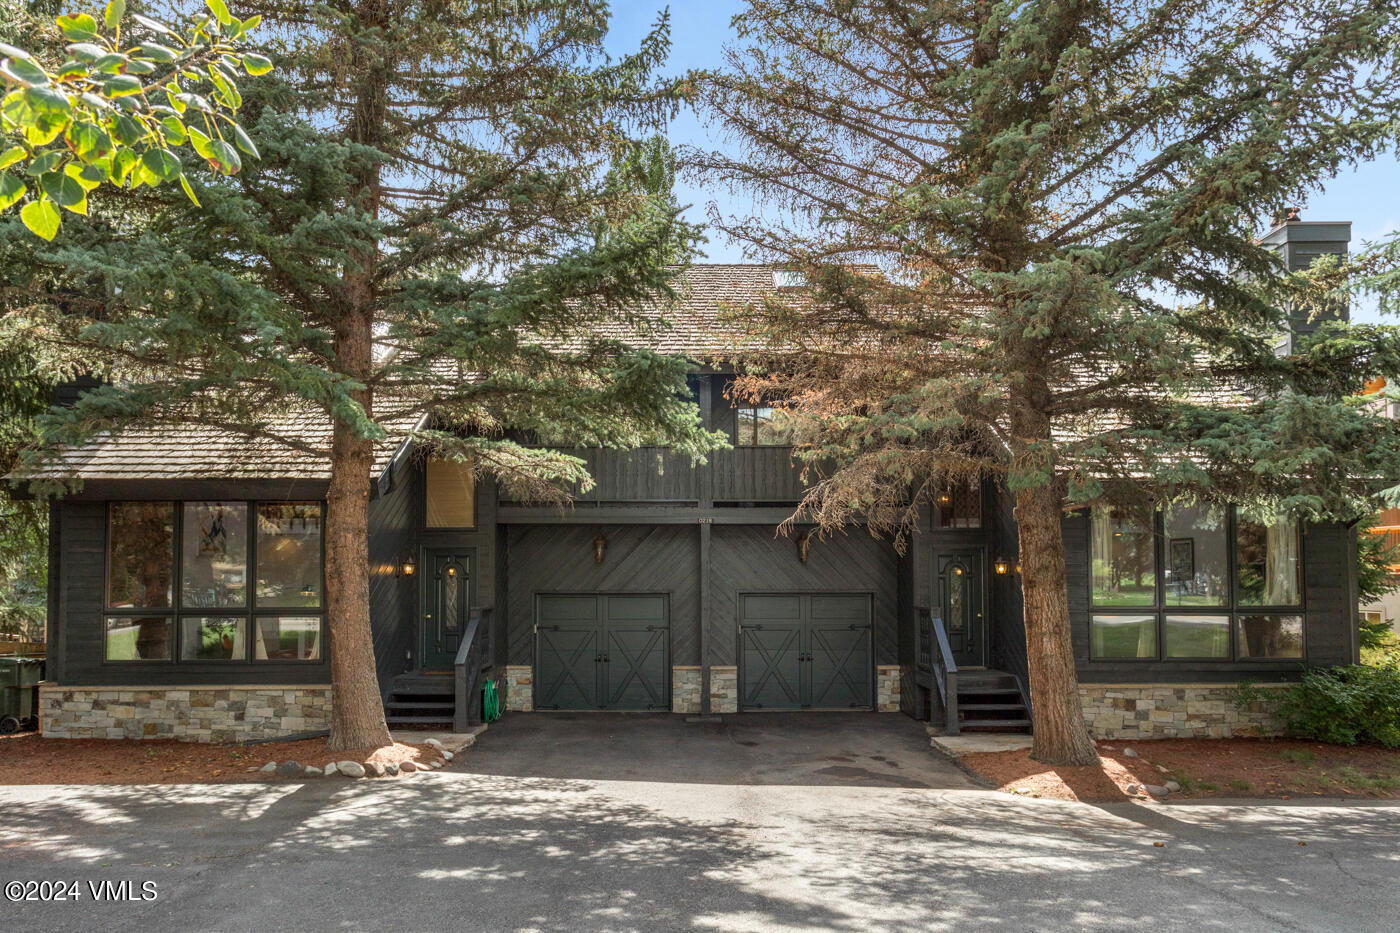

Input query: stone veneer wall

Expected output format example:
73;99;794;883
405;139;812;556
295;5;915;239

876;665;901;712
709;665;738;714
40;684;332;743
672;667;701;714
1079;683;1287;739
503;665;533;712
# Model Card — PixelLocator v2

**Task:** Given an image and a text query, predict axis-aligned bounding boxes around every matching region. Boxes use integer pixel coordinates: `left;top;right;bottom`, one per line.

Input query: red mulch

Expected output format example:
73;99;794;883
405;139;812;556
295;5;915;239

0;732;445;785
961;738;1400;802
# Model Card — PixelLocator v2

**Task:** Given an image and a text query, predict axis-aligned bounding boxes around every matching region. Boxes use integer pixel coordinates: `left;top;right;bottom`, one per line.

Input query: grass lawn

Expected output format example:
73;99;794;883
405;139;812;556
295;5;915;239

960;738;1400;802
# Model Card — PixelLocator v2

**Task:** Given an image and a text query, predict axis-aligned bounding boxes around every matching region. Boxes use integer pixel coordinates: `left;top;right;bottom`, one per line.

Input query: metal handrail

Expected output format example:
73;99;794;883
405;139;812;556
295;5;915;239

453;607;492;732
920;606;960;736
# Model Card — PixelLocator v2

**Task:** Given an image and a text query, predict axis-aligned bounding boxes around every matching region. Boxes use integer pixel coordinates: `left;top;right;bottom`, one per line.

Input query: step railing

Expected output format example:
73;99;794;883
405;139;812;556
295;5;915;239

453;606;493;732
918;606;960;735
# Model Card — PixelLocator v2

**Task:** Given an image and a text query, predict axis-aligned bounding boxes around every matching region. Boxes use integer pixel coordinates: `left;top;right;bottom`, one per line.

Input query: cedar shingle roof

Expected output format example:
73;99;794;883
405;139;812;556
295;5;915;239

18;265;782;483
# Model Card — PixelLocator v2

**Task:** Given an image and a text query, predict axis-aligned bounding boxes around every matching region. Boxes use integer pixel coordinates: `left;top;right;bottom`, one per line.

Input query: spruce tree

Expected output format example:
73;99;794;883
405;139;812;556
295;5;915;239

696;0;1400;763
11;1;718;749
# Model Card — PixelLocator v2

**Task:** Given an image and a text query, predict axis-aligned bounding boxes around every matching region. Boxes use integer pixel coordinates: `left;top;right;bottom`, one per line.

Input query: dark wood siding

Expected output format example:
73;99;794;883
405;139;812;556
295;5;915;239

505;524;701;667
366;458;420;694
988;485;1030;685
710;448;806;503
708;525;898;667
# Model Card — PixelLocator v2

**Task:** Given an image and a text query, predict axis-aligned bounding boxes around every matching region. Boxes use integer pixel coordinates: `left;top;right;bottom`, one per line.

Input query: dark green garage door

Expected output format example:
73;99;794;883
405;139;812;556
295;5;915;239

536;594;669;710
740;594;873;710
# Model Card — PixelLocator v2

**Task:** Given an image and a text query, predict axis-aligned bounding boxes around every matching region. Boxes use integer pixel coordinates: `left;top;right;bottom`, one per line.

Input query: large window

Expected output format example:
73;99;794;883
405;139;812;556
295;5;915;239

105;501;324;663
1089;504;1304;662
425;456;476;528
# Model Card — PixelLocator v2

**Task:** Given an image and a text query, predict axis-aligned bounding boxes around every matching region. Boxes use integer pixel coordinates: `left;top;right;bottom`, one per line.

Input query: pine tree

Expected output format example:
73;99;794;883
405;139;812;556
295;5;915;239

695;0;1400;763
10;1;719;749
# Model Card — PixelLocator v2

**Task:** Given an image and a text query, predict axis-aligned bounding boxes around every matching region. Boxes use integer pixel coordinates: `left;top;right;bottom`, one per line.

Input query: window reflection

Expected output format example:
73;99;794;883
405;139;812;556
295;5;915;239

107;503;174;609
256;503;323;608
181;502;247;608
1090;505;1156;606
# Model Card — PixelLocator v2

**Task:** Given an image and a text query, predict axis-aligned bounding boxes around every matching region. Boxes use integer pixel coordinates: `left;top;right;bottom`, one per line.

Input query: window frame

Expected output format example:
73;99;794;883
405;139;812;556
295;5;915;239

733;403;794;447
1087;505;1307;664
103;499;327;666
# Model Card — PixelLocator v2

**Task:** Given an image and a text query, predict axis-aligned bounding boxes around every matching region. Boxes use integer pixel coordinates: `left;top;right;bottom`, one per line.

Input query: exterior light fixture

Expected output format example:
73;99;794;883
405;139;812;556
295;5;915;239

796;531;811;565
593;534;607;565
399;554;417;577
993;557;1011;575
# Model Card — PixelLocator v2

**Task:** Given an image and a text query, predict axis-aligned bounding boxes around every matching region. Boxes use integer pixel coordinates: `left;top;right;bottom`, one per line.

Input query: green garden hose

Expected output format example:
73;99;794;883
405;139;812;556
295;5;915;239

482;679;502;722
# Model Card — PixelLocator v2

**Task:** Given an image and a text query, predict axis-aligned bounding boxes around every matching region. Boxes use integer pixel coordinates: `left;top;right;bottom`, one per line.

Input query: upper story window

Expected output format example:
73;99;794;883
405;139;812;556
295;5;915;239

735;405;795;446
425;456;476;528
935;483;982;529
105;501;324;663
1088;503;1303;662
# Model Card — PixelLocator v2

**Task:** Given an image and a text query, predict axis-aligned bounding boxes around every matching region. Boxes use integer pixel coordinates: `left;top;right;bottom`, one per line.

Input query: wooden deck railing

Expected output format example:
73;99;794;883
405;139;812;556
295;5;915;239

917;606;959;735
453;607;493;732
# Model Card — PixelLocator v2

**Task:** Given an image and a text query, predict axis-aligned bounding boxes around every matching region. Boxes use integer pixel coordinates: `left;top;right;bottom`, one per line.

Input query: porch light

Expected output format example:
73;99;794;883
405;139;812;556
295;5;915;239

399;554;417;577
796;531;811;565
593;534;607;565
993;557;1011;575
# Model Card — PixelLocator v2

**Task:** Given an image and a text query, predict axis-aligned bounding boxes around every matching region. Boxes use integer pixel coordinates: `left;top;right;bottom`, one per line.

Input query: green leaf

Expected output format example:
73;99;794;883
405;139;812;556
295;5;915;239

64;43;105;62
207;138;240;174
40;169;86;209
109;113;143;145
112;147;136;183
178;172;200;207
161;117;187;145
124;59;154;76
92;53;128;74
56;60;89;80
231;123;259;159
21;197;60;240
56;14;99;42
176;92;211;114
66;121;114;162
140;147;181;182
78;162;108;185
188;126;213;160
205;0;232;27
65;162;102;191
241;53;273;76
0;43;32;61
0;146;25;170
24;115;68;147
78;91;109;111
24;87;73;117
0;174;25;211
25;151;64;177
102;75;143;98
166;86;185;114
104;0;126;31
135;43;177;64
1;56;50;88
237;14;262;35
132;14;176;37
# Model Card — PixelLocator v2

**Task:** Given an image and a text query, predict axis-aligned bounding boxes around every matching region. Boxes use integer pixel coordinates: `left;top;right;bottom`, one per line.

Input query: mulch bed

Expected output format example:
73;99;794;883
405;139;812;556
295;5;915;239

961;738;1400;802
0;732;441;785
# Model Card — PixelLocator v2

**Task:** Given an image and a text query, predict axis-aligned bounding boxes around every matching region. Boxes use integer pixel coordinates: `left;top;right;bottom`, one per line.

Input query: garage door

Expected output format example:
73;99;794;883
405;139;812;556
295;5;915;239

740;594;873;710
535;594;669;710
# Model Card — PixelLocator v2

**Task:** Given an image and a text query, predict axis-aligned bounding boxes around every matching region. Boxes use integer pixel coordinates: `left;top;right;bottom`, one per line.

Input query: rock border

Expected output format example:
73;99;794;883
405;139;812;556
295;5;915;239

249;734;471;780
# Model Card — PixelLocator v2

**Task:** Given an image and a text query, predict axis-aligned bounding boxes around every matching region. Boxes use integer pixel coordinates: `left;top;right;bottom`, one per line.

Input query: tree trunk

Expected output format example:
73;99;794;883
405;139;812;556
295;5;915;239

324;304;392;751
1015;480;1099;766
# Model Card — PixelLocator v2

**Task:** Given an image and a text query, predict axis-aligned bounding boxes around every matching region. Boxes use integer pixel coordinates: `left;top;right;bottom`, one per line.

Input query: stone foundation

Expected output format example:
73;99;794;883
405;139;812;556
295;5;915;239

709;666;738;714
672;667;701;714
504;665;533;712
1079;683;1288;739
877;666;901;712
39;683;332;743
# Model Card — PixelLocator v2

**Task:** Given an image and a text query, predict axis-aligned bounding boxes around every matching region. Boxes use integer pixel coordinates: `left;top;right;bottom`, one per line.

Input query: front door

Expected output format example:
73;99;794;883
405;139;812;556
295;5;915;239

936;551;985;667
739;593;873;710
424;549;472;669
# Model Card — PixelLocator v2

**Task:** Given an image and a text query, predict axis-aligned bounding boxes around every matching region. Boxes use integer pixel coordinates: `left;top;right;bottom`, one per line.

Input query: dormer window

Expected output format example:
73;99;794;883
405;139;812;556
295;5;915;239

772;270;806;290
735;405;795;446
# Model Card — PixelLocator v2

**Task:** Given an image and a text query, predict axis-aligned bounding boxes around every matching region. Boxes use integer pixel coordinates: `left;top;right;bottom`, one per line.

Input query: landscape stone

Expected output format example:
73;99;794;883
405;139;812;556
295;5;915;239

260;761;278;772
442;750;454;761
337;761;366;778
1122;748;1138;758
277;761;303;777
400;760;418;773
1125;784;1140;795
1145;784;1169;796
366;761;386;777
323;762;339;776
385;763;399;776
1164;780;1182;792
303;766;322;777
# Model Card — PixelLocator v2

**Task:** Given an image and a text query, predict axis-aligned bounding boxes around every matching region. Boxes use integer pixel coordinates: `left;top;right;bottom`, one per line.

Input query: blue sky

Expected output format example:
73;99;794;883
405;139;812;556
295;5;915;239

607;1;1400;323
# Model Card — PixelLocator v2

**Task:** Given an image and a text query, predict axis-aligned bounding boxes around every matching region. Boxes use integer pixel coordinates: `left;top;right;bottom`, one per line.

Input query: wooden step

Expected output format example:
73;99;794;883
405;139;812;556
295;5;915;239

959;702;1027;712
959;718;1031;730
385;700;455;711
384;714;455;724
389;681;455;696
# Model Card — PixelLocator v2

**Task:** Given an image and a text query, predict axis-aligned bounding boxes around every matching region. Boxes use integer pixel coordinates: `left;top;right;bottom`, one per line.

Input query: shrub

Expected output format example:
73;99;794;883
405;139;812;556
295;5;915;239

1277;663;1400;747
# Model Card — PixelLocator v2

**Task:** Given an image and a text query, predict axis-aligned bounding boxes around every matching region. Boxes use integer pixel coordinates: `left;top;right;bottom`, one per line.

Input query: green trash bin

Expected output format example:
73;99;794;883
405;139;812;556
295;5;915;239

0;657;44;734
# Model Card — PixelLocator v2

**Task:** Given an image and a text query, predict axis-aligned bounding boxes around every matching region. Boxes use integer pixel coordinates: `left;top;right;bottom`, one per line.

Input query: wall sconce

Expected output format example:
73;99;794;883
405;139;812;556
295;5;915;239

796;531;811;565
937;492;952;506
993;557;1011;576
398;554;416;577
1015;563;1022;576
593;534;607;565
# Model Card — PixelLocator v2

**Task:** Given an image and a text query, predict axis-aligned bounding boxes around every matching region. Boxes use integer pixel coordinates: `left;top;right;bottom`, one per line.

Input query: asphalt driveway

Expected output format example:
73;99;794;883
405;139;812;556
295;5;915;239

3;712;1399;932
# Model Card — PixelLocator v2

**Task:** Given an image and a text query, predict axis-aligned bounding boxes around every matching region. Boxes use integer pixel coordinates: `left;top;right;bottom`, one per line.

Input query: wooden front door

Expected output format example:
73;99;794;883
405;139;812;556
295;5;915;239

424;550;472;670
936;551;985;668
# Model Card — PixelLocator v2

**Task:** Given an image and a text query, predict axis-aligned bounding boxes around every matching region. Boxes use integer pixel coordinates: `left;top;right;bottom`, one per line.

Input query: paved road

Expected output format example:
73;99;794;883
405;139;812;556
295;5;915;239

2;713;1398;932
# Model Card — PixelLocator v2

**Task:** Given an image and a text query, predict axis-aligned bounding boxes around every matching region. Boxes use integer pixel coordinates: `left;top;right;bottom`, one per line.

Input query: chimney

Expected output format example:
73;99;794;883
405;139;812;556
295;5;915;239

1259;213;1351;339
